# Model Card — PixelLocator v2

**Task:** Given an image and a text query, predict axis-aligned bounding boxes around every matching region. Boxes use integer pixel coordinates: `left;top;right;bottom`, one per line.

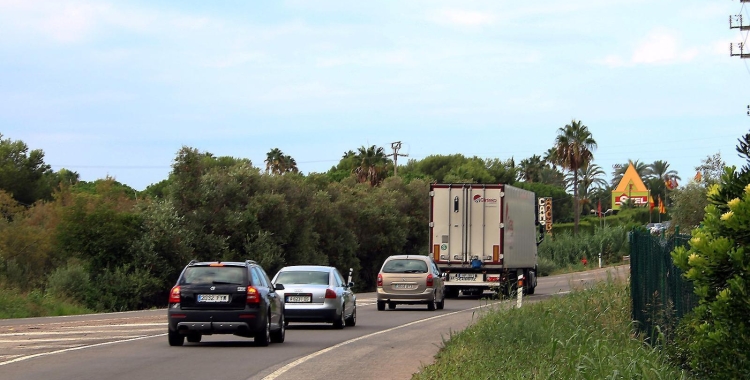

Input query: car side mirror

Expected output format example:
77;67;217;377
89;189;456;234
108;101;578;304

274;283;285;291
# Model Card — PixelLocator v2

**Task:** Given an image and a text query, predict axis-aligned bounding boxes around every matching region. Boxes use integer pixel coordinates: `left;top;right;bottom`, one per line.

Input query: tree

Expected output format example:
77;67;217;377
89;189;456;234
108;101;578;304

481;157;516;184
280;155;299;174
669;181;707;230
265;148;286;175
552;120;597;234
648;160;680;183
671;131;750;378
0;134;54;205
695;152;725;186
610;159;650;187
518;155;545;183
568;163;607;214
354;145;390;186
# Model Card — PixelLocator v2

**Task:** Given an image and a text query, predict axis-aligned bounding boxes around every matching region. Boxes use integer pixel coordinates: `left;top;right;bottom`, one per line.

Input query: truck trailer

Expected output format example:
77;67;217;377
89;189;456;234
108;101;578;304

429;183;541;297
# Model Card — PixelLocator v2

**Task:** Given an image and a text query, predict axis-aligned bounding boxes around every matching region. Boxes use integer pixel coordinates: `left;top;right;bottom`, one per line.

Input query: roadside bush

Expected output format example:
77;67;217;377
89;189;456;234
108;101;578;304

670;132;750;378
46;260;91;301
536;257;557;276
87;265;163;311
538;226;628;269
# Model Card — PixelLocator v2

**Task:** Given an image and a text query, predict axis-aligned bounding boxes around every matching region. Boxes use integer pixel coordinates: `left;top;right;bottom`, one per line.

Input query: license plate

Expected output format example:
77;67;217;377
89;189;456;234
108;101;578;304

393;284;417;290
450;273;477;281
197;294;229;302
286;295;312;303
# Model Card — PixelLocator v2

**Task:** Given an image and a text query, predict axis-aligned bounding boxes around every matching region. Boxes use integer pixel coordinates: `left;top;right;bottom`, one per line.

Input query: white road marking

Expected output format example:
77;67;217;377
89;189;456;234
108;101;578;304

0;334;165;366
0;335;161;343
260;302;500;380
0;328;163;337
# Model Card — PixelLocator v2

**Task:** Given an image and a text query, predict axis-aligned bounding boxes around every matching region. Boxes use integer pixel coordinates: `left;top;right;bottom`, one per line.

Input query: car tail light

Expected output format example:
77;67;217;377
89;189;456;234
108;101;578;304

169;286;181;303
426;273;434;287
246;286;260;304
325;289;337;299
377;274;383;287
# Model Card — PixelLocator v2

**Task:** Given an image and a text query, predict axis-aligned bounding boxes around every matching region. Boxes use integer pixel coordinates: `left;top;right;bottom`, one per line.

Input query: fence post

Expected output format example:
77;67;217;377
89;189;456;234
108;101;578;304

516;274;524;308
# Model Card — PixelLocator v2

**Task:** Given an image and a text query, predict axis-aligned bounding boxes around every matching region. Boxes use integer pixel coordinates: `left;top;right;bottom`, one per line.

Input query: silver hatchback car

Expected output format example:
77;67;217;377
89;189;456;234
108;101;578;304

377;255;445;311
272;265;356;329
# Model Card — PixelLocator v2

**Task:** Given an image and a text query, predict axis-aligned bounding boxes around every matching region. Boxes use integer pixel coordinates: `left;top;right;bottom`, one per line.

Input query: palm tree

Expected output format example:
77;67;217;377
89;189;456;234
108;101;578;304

648;160;680;182
518;155;545;183
552;119;597;235
354;145;390;186
543;148;559;170
265;148;283;175
648;160;680;206
610;159;650;187
281;155;299;174
567;163;607;214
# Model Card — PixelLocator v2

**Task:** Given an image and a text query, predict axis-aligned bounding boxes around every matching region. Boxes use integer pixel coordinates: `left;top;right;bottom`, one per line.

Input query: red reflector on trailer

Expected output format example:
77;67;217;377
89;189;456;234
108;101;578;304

170;314;186;318
239;314;255;319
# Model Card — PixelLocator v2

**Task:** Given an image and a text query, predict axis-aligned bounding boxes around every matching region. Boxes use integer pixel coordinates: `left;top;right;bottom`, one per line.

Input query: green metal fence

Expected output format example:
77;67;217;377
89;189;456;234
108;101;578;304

629;229;699;343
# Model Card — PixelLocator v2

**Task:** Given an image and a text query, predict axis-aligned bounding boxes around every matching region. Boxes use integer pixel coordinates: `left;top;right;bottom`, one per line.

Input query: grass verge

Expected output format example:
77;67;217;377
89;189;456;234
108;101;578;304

0;286;92;319
413;278;690;380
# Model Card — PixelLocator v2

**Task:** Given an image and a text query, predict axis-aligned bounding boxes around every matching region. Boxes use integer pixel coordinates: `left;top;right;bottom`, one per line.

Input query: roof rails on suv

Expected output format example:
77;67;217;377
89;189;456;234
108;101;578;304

167;259;285;347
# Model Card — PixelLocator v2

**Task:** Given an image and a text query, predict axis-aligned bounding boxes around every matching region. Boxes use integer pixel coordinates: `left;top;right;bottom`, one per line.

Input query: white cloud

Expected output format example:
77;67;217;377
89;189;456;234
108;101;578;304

631;30;697;64
429;9;495;27
204;52;267;69
316;49;416;68
598;29;700;67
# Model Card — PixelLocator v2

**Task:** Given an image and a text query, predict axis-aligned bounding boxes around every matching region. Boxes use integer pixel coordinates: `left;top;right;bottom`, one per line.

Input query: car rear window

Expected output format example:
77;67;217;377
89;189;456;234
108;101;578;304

275;271;330;285
382;259;428;274
181;266;245;285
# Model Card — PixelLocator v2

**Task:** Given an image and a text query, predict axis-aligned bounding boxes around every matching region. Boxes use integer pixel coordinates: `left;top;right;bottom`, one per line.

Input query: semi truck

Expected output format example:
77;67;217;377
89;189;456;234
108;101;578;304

429;183;542;297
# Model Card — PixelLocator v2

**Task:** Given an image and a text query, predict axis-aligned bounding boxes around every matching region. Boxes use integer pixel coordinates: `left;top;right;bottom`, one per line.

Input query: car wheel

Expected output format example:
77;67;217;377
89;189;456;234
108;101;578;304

427;297;436;311
271;313;285;343
168;330;184;346
255;312;271;347
377;300;385;311
436;295;445;310
186;334;202;343
333;304;345;329
345;304;357;327
388;302;396;310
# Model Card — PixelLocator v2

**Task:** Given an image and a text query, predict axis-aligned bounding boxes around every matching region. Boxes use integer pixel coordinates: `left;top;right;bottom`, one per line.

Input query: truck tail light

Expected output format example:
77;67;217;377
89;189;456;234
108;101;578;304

325;289;337;299
246;286;260;304
169;286;181;303
377;274;383;287
426;273;434;287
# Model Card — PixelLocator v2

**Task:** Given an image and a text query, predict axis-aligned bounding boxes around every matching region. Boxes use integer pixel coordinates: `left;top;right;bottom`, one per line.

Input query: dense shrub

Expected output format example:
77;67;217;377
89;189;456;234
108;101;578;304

670;132;750;378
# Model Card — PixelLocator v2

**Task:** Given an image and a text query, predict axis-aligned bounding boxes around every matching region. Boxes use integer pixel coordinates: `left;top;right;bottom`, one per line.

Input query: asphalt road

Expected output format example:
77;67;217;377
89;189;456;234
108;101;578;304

0;266;628;380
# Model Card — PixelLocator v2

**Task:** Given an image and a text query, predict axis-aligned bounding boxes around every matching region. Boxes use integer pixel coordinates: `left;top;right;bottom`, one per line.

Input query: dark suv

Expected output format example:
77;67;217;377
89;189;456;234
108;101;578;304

167;260;286;346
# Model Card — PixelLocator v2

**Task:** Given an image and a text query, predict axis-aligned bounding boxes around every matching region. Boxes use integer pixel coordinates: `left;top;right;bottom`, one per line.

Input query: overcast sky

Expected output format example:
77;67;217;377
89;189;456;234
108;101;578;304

2;0;749;190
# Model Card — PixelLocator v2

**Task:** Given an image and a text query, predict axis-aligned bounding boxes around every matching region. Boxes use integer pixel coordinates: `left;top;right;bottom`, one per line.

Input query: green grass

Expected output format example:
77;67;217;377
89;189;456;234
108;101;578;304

0;286;93;319
413;278;690;380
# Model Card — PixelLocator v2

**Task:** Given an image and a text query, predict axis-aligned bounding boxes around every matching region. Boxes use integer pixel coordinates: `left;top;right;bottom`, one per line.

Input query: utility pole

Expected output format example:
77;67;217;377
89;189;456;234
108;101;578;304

730;2;750;114
391;141;408;177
